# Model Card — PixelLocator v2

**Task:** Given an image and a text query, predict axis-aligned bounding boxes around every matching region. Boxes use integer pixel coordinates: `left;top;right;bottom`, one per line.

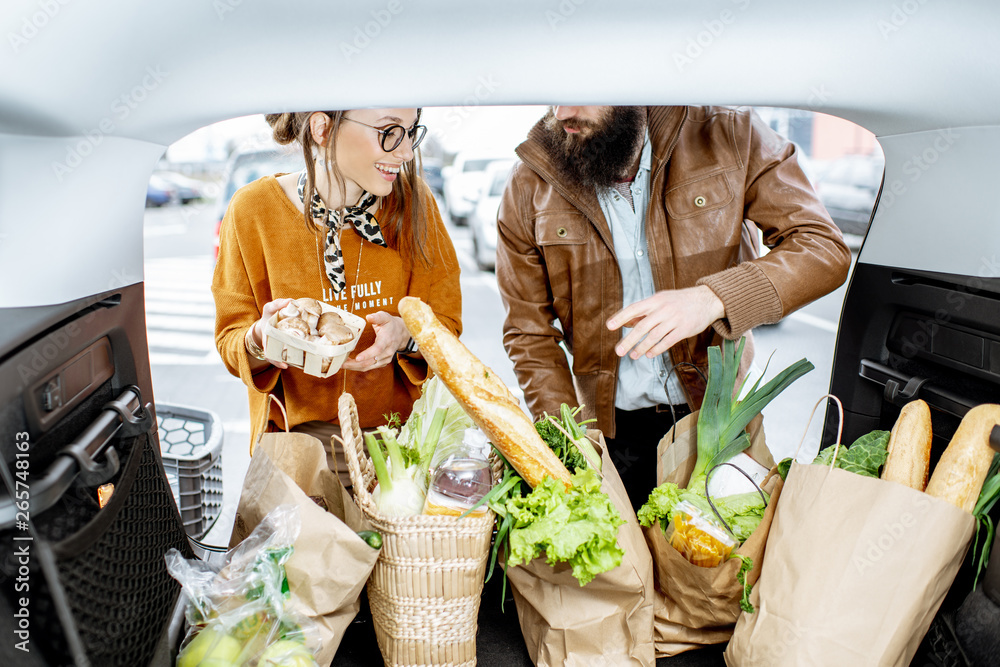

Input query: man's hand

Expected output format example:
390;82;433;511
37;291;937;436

607;286;725;359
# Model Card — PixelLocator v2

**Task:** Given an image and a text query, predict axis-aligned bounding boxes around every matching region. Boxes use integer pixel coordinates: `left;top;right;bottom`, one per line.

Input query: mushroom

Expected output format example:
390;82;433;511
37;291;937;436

294;298;323;330
276;317;310;338
276;302;301;323
320;323;355;346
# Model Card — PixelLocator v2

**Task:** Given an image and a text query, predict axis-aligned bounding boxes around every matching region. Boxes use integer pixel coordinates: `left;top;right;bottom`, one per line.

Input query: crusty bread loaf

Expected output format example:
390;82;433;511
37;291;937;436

926;404;1000;513
882;399;932;491
399;296;572;490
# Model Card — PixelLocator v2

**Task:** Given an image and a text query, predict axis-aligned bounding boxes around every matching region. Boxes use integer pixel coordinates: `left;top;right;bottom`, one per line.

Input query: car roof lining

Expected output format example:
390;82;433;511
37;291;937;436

2;0;999;144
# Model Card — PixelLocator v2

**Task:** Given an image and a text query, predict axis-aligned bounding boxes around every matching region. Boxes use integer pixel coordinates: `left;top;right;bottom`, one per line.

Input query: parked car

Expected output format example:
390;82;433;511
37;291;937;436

420;156;445;195
1;2;999;666
468;159;514;271
442;153;508;226
213;146;304;258
146;173;177;207
814;152;886;236
155;171;209;204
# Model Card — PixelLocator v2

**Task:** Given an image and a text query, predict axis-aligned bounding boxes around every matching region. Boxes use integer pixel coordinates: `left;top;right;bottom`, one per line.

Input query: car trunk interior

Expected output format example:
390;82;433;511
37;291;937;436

0;283;190;665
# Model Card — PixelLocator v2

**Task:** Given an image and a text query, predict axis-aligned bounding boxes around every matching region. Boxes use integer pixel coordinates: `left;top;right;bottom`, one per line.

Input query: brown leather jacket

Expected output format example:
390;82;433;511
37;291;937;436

496;106;851;437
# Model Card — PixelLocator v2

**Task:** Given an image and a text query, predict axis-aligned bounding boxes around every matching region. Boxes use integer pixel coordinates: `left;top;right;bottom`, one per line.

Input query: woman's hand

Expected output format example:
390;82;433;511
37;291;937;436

249;297;293;370
342;311;410;371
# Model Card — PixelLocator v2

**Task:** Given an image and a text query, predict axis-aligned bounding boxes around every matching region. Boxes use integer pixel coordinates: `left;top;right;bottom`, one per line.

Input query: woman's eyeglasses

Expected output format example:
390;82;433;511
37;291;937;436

340;116;428;152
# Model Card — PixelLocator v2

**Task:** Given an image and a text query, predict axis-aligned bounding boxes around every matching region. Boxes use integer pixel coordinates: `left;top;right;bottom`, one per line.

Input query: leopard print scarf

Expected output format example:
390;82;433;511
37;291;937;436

297;170;387;294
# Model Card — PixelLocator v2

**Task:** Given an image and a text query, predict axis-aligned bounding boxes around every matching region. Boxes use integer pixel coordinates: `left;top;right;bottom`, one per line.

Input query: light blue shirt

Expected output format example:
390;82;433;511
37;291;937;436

596;135;686;410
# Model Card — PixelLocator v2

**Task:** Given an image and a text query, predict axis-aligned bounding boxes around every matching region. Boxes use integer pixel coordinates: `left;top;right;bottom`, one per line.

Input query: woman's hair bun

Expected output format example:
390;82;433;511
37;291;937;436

265;112;300;145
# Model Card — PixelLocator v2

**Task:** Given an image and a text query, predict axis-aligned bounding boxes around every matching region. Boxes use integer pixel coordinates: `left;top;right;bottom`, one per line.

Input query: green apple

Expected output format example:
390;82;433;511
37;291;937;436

177;626;242;667
256;639;318;667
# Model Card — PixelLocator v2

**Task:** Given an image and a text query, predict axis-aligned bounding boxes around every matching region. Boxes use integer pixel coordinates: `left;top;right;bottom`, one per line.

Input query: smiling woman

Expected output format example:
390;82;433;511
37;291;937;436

211;107;461;486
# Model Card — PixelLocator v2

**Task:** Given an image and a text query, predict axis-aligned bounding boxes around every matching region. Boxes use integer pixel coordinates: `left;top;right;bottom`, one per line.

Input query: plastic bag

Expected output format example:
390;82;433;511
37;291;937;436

165;504;322;667
665;500;737;568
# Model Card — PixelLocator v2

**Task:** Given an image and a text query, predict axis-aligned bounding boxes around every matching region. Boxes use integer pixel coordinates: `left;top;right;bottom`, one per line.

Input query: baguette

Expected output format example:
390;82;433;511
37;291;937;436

925;404;1000;513
881;399;932;491
398;296;572;490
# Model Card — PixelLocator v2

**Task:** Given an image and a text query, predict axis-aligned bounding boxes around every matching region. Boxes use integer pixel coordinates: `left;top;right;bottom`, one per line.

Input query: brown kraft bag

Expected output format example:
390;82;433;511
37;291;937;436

724;458;974;666
230;395;379;666
506;431;656;666
649;411;783;657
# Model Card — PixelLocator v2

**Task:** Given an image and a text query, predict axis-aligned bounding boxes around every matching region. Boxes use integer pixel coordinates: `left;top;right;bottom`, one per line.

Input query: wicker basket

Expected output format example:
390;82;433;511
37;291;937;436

338;393;496;667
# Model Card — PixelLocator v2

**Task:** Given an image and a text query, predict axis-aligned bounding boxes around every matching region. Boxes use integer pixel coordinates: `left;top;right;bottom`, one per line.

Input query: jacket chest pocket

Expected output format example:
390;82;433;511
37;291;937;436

535;212;589;246
664;171;735;219
533;212;598;309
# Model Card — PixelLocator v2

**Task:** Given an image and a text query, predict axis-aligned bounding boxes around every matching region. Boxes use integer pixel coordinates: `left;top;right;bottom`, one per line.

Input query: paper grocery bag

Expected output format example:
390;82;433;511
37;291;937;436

649;411;783;657
231;396;379;666
506;432;656;667
725;461;975;667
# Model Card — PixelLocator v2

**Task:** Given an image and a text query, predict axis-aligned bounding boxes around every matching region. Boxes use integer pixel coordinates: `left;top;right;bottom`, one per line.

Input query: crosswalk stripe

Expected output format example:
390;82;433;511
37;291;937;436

145;313;215;332
147;330;215;352
146;300;216;317
145;288;216;303
145;256;218;365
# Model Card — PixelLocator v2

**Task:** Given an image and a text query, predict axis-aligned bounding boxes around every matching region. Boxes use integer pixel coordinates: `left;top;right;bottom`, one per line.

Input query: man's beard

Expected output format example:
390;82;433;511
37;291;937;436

539;106;646;189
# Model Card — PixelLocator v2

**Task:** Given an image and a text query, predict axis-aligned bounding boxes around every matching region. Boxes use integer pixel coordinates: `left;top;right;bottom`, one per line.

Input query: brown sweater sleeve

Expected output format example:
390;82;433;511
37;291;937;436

211;190;280;395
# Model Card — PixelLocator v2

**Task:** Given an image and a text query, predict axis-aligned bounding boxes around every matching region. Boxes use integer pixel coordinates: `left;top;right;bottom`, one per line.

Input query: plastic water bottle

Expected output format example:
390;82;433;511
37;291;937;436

423;428;492;517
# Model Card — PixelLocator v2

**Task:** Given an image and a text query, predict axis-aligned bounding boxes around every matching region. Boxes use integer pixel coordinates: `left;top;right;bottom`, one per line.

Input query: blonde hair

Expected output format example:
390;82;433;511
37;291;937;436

264;110;428;264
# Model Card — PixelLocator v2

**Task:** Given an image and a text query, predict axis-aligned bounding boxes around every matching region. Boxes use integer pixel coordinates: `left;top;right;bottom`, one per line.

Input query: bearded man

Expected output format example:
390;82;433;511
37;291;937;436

495;106;851;509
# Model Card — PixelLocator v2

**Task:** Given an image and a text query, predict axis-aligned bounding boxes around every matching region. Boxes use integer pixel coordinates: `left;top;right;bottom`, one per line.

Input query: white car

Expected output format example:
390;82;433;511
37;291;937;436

468;159;515;271
442;153;509;226
1;1;998;665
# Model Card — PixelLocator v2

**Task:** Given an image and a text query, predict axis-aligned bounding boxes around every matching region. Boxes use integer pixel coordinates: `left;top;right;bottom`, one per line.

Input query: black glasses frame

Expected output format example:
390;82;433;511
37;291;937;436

339;116;427;152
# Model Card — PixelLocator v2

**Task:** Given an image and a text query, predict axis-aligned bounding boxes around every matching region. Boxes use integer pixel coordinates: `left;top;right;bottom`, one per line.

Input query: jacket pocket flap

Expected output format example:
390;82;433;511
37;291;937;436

665;172;734;219
535;212;589;246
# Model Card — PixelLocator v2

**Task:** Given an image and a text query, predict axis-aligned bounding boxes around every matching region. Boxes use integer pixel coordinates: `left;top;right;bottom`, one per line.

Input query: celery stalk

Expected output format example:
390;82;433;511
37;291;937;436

364;432;392;493
377;426;406;480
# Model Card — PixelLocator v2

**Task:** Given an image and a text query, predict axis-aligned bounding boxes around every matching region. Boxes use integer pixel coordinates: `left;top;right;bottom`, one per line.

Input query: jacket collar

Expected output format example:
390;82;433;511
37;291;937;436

515;106;688;244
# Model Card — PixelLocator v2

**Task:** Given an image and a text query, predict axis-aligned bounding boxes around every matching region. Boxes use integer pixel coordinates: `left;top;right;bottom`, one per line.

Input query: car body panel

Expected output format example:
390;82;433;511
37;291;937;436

860;127;1000;277
2;0;1000;662
3;0;1000;308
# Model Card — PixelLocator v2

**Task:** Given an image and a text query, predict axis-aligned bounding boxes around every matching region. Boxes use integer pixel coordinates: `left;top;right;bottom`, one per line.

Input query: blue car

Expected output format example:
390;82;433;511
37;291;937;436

146;174;176;207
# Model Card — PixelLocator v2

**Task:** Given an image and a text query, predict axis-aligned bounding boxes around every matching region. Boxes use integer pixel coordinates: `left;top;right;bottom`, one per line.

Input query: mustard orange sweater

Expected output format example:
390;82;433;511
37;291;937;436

212;175;462;449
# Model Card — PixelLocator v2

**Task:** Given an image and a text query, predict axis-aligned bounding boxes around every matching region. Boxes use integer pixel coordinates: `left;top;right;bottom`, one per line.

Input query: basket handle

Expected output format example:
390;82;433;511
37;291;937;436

793;393;844;470
337;393;373;510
